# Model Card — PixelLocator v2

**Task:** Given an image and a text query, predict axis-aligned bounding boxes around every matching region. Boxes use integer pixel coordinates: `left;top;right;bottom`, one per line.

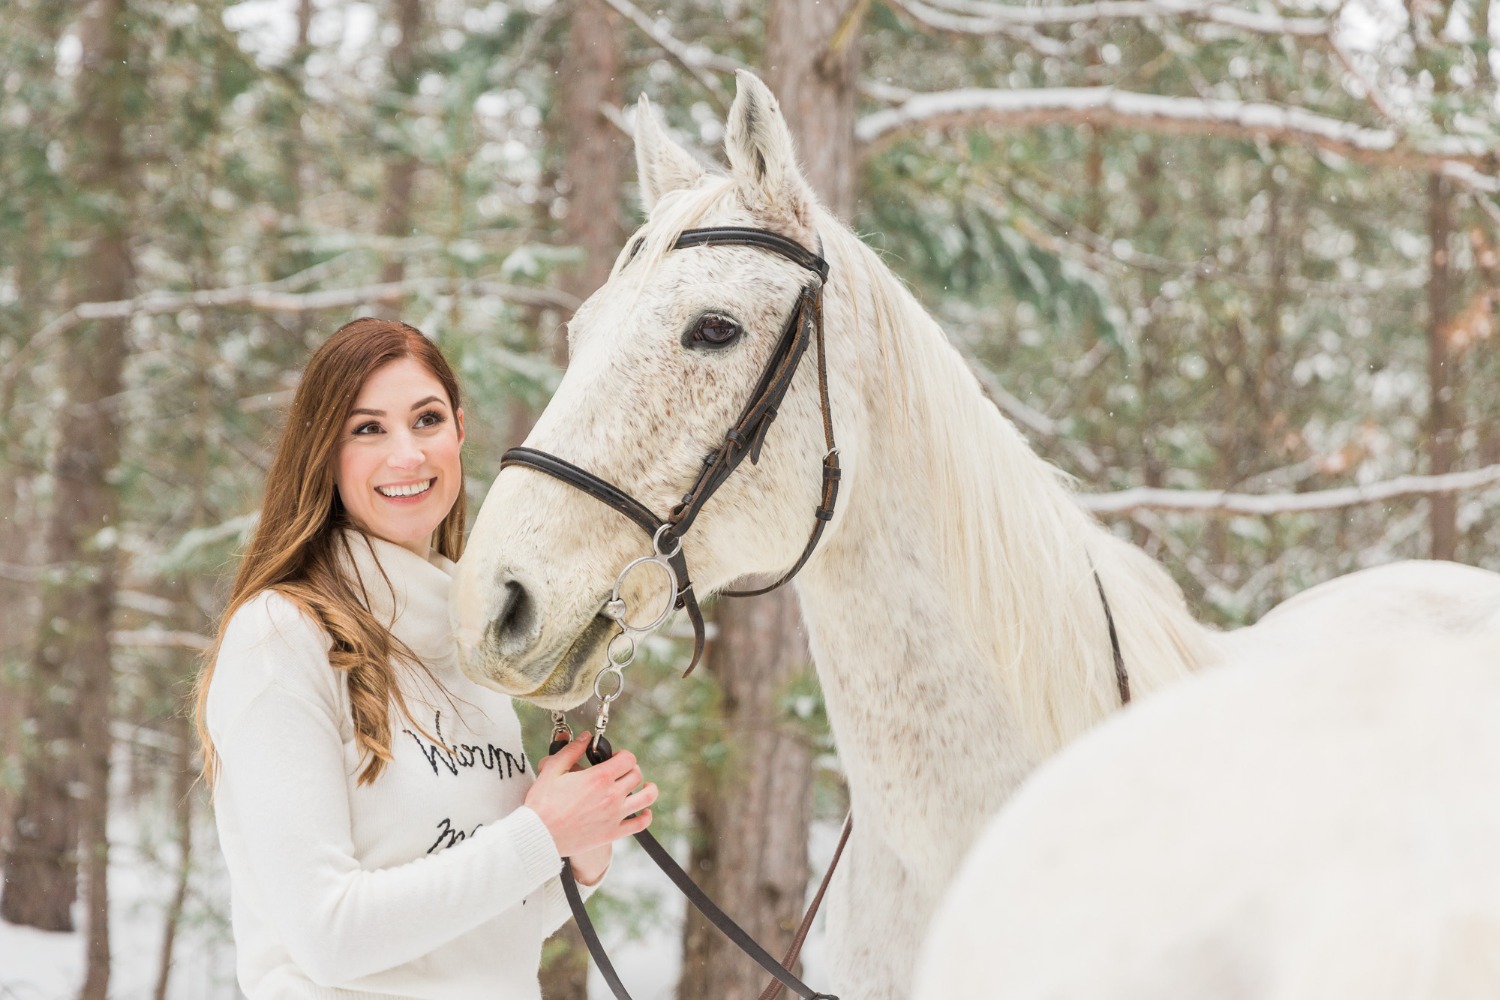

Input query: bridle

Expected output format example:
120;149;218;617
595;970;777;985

496;224;1131;999
500;226;841;678
501;225;844;1000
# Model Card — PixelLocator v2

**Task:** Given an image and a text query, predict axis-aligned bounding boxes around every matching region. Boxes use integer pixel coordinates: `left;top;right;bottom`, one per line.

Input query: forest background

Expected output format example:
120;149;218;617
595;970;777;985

1;0;1497;996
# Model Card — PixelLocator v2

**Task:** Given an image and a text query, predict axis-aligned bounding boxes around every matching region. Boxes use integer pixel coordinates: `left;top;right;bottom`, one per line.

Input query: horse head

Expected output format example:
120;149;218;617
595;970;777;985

452;71;856;707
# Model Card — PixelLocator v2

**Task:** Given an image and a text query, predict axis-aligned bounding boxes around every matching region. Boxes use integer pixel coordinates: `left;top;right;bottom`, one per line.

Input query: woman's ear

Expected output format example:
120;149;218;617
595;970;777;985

455;407;466;448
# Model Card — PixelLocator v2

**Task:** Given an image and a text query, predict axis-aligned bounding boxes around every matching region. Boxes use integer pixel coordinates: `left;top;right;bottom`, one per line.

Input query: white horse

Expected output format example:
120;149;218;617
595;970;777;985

450;70;1500;998
913;617;1500;1000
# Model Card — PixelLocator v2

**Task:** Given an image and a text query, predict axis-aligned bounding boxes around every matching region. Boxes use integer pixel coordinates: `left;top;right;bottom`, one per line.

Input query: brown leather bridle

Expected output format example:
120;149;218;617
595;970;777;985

500;227;841;676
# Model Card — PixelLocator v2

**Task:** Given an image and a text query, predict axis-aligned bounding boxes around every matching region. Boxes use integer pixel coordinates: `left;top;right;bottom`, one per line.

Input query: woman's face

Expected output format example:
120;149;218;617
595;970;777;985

336;357;465;556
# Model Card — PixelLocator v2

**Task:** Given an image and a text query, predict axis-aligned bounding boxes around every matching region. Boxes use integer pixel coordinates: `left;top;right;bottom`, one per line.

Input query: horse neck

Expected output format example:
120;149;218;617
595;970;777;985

797;225;1217;760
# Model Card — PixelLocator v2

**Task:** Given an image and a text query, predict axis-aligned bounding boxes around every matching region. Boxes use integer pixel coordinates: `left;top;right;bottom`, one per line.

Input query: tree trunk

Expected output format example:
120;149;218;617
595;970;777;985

680;4;861;994
554;0;624;366
1132;145;1165;553
0;108;56;885
3;13;134;1000
376;0;424;309
152;710;195;1000
1427;173;1458;560
677;594;818;998
539;2;625;994
764;0;861;219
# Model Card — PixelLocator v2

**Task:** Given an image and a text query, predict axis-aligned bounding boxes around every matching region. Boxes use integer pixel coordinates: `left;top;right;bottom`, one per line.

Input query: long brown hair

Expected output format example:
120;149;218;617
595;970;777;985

195;317;467;787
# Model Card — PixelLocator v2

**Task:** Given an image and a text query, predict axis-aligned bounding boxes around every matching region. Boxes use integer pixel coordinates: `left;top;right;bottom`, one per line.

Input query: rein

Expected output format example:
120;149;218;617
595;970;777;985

502;225;1132;998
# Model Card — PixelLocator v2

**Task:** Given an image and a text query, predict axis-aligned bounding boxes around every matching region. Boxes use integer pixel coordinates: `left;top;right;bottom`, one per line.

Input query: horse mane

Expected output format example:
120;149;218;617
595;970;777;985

816;216;1219;754
621;175;1217;754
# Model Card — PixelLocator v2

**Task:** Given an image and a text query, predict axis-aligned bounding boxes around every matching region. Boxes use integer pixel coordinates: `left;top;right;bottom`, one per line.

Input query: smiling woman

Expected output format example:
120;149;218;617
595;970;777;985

191;318;658;1000
335;355;466;556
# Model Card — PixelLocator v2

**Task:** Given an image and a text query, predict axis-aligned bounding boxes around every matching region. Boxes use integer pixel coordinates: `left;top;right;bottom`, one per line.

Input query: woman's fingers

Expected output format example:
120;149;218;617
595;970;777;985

622;782;658;817
621;808;653;837
593;747;636;780
541;732;592;775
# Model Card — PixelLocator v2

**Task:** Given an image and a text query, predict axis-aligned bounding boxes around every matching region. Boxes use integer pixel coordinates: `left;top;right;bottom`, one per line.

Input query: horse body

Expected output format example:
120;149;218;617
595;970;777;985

913;612;1500;1000
451;71;1500;998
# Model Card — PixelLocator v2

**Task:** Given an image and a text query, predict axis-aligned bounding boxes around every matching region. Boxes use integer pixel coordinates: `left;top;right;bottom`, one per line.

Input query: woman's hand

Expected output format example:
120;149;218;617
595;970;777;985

569;843;611;886
526;733;657;860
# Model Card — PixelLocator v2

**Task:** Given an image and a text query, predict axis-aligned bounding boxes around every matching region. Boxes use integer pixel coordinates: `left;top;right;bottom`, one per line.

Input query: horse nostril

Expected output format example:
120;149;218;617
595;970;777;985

487;578;537;653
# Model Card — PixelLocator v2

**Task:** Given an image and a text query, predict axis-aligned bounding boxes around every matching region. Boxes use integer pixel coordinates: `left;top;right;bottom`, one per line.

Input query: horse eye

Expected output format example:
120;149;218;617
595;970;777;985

686;314;742;348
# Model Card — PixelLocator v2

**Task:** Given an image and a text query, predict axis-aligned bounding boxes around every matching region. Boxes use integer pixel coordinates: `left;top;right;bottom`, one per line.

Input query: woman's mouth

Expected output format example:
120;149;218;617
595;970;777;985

375;478;435;500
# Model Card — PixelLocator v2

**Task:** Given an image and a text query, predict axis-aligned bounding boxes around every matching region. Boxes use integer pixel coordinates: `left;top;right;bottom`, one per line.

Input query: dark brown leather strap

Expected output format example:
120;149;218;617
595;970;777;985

1092;569;1130;705
500;447;709;669
724;283;839;598
557;742;839;1000
756;813;853;1000
675;227;830;283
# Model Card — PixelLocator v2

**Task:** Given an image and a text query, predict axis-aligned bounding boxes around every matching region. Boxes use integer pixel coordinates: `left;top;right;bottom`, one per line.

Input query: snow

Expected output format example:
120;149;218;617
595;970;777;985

0;796;240;999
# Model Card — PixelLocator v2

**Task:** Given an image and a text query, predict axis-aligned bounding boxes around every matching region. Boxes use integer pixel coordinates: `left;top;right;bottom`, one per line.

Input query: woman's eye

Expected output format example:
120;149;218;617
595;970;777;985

415;410;445;429
353;421;382;436
687;314;742;348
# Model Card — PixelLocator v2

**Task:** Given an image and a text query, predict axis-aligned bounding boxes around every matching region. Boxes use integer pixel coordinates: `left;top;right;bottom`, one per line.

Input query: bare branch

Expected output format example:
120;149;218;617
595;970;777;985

0;560;46;583
956;343;1108;478
857;87;1499;191
595;0;732;110
110;628;211;651
1079;464;1500;516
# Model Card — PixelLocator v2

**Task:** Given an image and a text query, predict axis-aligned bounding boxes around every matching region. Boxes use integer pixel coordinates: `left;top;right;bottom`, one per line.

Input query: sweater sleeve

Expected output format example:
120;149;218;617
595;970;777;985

208;594;565;986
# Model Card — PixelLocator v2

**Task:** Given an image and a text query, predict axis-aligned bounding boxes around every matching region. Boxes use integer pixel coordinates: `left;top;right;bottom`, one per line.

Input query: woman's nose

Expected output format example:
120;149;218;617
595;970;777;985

387;432;424;470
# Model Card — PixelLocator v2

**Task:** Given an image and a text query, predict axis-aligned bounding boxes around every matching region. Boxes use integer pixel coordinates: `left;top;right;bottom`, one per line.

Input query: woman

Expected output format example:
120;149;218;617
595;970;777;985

196;317;655;999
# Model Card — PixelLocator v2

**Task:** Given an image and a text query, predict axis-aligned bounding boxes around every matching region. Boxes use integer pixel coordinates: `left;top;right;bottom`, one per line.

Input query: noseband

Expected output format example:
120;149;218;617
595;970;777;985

500;226;840;675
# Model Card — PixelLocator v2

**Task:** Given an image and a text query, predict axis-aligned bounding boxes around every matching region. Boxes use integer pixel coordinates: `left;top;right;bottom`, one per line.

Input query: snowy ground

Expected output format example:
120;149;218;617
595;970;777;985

0;787;835;1000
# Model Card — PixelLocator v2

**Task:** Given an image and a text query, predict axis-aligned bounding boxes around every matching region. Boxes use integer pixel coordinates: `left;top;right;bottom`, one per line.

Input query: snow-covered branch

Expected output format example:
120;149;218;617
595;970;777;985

889;0;1331;41
71;276;579;319
888;0;1072;55
857;87;1499;191
4;277;580;387
1079;464;1500;516
910;0;1332;36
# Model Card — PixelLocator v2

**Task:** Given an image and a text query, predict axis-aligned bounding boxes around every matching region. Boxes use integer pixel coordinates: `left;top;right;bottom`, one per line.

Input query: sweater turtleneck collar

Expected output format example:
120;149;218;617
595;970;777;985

336;529;459;675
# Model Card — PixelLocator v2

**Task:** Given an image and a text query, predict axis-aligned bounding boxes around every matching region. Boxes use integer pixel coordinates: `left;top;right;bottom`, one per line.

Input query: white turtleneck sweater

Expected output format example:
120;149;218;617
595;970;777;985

207;531;583;1000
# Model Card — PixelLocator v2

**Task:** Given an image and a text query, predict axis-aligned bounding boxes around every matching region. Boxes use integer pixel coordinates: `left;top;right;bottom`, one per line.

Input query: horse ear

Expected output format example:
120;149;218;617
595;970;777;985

635;94;707;212
723;70;813;227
